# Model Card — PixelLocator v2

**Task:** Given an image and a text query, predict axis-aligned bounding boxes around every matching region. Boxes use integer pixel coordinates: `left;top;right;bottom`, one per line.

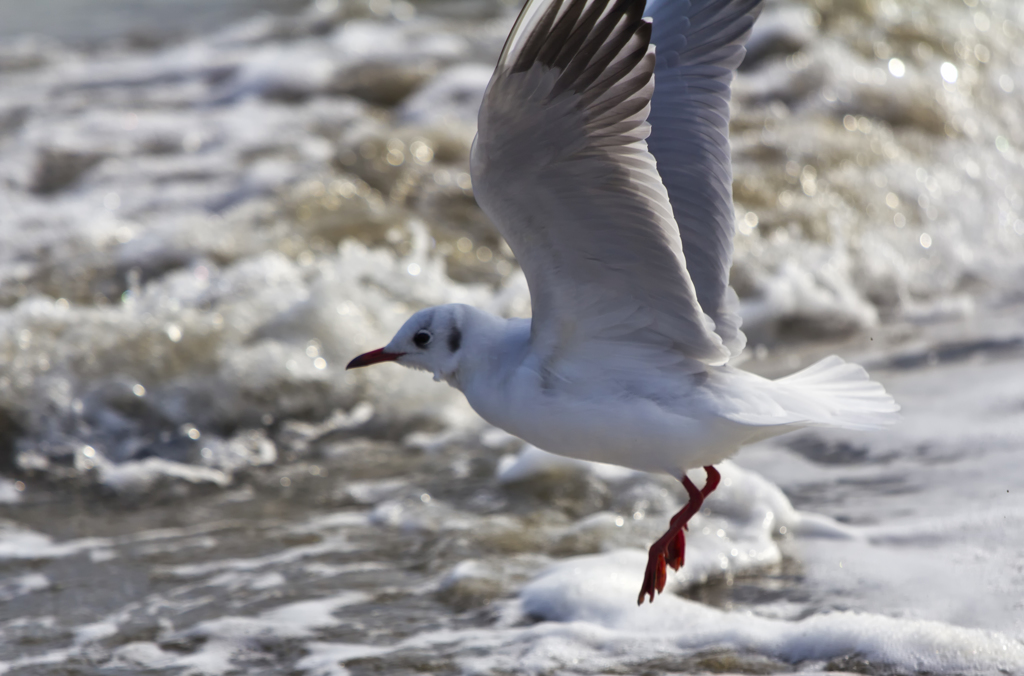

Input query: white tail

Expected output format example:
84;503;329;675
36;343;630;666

771;355;900;430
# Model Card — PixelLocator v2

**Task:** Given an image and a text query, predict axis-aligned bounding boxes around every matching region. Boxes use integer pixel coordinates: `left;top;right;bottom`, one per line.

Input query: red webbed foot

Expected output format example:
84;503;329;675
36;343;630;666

636;465;722;605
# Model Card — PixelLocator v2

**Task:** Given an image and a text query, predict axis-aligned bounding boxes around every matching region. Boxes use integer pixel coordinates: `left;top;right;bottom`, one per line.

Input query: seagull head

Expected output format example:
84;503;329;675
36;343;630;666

347;303;468;383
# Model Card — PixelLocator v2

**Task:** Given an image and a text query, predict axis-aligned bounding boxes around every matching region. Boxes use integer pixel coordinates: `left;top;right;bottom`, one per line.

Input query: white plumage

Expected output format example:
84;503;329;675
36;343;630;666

348;0;898;604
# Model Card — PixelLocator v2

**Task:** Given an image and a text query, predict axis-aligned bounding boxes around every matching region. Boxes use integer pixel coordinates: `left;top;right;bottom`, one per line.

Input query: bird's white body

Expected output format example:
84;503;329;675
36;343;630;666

468;367;757;474
386;305;890;476
456;315;742;474
448;313;738;473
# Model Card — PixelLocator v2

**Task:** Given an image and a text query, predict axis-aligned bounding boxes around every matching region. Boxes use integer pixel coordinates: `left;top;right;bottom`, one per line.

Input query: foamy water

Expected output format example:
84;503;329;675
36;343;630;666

1;0;1024;673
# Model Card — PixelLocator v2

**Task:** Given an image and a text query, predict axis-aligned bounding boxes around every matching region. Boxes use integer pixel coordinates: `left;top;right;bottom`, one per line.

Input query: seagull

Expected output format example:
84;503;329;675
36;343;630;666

348;0;898;604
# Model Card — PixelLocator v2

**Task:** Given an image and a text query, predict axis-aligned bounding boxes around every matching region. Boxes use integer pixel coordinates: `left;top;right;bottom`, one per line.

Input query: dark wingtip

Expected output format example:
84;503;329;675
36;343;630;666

346;348;403;369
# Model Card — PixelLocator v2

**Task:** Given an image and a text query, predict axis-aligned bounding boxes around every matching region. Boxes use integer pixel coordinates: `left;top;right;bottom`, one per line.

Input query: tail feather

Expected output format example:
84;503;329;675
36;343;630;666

773;355;899;430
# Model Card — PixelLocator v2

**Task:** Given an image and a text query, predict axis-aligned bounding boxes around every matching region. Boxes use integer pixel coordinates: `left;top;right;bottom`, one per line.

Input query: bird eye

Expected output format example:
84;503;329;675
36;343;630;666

413;330;432;348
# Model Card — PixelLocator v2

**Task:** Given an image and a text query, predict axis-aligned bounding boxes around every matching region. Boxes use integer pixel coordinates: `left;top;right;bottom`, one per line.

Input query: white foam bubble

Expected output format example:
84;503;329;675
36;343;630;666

0;572;49;602
514;550;1024;673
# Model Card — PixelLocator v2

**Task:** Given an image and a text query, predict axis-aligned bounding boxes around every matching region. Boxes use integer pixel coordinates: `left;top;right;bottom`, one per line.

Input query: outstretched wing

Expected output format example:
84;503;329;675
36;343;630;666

645;0;762;355
471;0;731;373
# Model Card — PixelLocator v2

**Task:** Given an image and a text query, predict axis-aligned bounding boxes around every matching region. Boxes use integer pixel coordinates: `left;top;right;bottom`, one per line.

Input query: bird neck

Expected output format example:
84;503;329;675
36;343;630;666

450;312;530;393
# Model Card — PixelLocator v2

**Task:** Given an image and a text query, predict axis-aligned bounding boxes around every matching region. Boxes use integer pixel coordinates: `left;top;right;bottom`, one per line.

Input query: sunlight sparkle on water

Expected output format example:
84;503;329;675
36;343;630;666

941;62;958;83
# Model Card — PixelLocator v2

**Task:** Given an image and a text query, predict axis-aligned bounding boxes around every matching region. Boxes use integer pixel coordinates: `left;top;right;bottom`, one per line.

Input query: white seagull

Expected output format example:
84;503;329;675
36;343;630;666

348;0;898;604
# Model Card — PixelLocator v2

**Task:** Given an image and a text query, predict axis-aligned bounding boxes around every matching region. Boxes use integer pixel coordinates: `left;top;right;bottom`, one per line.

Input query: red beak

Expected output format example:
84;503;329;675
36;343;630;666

346;348;404;369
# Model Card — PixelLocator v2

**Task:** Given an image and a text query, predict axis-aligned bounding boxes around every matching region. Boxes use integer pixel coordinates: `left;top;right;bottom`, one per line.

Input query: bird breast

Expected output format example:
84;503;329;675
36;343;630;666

462;363;748;475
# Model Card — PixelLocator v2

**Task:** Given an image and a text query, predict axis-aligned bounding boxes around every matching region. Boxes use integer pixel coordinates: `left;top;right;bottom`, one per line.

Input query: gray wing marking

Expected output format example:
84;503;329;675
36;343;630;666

644;0;762;354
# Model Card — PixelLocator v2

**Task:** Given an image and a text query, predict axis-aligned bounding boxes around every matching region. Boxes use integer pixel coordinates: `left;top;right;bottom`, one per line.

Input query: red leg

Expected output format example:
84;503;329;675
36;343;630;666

637;465;722;605
664;476;703;568
701;465;721;499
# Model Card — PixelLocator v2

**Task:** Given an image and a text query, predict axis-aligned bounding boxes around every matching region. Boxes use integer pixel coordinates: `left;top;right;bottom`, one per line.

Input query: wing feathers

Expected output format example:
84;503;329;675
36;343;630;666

474;0;732;367
539;0;589;67
645;0;763;355
511;0;564;74
589;64;650;110
575;23;645;95
551;0;608;70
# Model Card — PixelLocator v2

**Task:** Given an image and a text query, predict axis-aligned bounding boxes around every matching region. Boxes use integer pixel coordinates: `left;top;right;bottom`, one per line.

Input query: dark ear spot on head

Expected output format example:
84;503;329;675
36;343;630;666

448;326;462;353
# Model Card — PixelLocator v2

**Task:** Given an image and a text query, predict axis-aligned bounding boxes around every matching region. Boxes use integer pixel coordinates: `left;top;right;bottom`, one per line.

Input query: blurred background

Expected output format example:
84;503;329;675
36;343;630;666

1;0;1024;673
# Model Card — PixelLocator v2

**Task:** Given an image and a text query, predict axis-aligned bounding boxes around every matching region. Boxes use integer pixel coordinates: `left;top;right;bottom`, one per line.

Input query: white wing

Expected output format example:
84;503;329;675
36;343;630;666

645;0;761;355
471;0;731;374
